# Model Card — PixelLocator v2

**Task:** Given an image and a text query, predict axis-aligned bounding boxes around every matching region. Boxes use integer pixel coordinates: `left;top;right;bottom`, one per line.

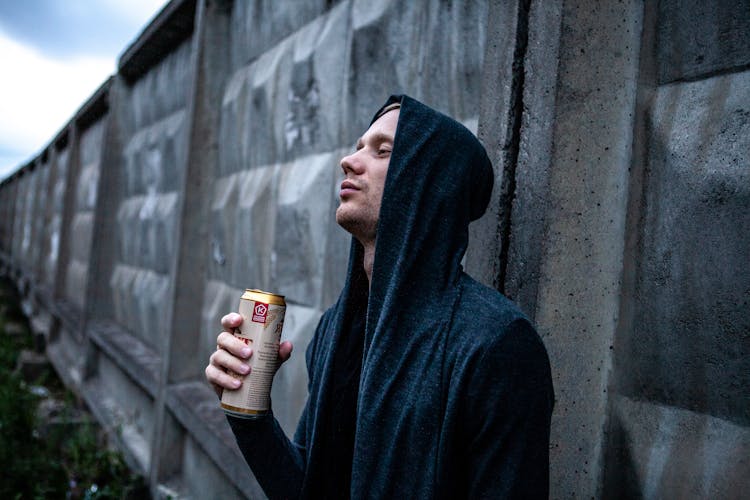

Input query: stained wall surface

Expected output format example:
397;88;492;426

64;121;104;311
0;0;748;498
42;147;68;289
603;1;750;496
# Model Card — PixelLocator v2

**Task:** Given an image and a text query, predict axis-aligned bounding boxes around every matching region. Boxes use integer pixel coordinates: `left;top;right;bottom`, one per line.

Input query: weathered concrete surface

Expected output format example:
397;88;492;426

3;0;749;498
181;433;246;499
618;70;750;425
110;40;191;353
604;396;750;499
30;158;50;281
657;0;750;84
18;171;37;271
525;1;644;497
42;147;68;288
227;0;329;74
64;120;104;310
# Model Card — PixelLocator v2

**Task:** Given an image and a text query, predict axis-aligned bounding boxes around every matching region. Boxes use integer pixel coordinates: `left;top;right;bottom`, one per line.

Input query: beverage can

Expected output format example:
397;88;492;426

220;289;286;418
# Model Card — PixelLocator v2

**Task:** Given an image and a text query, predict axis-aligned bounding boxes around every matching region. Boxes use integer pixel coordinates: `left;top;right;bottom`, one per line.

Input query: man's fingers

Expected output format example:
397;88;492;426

210;347;251;375
205;364;241;394
279;341;293;363
221;312;243;331
216;331;252;359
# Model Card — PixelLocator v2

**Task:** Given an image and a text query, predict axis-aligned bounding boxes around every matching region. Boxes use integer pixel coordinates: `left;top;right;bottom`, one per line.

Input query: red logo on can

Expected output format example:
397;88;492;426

252;302;269;323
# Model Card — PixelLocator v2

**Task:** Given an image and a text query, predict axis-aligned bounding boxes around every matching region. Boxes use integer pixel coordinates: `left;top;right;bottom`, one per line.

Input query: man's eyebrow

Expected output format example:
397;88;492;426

359;132;394;147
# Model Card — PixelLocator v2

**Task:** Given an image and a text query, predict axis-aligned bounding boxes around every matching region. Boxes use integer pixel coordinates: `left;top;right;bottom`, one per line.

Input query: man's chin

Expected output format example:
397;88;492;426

335;209;376;242
335;208;356;233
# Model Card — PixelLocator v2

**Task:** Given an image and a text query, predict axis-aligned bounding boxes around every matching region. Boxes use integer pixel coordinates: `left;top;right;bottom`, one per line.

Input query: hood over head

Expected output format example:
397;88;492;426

355;94;494;351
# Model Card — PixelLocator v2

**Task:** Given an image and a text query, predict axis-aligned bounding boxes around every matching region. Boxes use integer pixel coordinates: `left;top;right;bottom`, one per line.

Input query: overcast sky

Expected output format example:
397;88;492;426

0;0;169;180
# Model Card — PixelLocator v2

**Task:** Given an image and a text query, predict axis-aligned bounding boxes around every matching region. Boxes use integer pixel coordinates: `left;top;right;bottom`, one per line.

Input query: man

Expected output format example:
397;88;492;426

206;95;554;499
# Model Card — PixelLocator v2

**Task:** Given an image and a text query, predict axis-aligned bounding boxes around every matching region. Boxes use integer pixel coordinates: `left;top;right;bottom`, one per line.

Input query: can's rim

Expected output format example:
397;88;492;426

221;402;269;416
241;289;286;305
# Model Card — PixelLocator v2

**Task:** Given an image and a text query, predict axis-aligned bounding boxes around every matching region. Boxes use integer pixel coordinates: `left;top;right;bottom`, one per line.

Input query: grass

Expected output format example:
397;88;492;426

0;277;148;499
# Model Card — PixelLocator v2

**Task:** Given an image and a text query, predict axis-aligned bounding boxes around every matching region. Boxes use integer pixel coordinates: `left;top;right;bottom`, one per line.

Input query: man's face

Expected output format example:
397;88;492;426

336;109;399;243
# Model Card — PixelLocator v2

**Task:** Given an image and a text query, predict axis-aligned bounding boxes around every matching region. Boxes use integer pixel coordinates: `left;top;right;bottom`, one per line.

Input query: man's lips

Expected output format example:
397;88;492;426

340;180;361;197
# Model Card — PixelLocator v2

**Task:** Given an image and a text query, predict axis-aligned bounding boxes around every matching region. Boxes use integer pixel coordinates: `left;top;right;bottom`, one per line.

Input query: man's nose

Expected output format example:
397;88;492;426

340;152;363;174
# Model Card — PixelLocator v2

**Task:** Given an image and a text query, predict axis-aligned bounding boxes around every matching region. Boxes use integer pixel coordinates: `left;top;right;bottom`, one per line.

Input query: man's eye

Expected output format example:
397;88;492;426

377;149;391;156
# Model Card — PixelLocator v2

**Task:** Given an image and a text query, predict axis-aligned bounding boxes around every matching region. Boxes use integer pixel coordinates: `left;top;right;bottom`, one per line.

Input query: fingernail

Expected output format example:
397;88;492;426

240;363;250;374
241;347;251;357
232;379;241;388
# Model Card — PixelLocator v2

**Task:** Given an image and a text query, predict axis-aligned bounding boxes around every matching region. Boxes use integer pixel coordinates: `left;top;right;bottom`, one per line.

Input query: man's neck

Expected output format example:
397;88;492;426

362;240;376;286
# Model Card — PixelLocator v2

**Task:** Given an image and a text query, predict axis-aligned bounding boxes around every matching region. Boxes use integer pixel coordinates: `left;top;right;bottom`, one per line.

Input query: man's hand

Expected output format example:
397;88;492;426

205;312;293;398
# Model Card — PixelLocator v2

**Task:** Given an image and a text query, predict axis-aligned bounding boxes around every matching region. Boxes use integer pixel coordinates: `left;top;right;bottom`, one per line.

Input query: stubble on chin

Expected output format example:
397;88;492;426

335;205;377;243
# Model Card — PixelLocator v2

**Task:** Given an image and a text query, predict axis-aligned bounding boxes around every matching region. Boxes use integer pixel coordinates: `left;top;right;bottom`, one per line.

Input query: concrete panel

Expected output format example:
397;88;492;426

11;176;27;260
20;171;37;269
131;269;171;348
115;197;141;266
208;174;240;282
232;165;277;290
118;108;184;276
219;1;349;174
70;212;94;262
529;1;644;496
228;0;328;73
122;110;186;197
110;45;190;346
47;326;85;387
503;0;563;313
9;178;20;258
616;70;750;426
238;38;293;168
64;260;88;311
114;192;179;274
111;264;140;334
43;148;69;286
604;395;750;498
181;433;246;500
76;162;100;213
97;353;157;474
79;118;105;170
271;303;321;437
218;71;246;177
272;153;336;307
110;264;171;350
657;0;750;84
127;40;192;131
415;2;488;120
31;160;51;277
284;1;349;157
61;120;105;309
344;0;486;140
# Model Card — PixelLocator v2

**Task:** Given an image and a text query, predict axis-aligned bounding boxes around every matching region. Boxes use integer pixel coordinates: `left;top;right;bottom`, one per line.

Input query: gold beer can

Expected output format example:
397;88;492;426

221;289;286;418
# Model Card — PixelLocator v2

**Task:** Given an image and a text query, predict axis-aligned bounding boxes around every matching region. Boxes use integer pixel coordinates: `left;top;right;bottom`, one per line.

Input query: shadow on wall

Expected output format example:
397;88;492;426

607;61;750;498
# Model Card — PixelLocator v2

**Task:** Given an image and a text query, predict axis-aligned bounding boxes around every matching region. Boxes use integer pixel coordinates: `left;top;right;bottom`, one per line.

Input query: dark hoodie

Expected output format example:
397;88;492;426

228;95;554;499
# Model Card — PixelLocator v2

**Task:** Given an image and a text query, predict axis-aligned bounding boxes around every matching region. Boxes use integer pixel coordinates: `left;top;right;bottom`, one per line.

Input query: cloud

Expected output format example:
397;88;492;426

0;29;113;176
0;0;166;59
0;0;167;179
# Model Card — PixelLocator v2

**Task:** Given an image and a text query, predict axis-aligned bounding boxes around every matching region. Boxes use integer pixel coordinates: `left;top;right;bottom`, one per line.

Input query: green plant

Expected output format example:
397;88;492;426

0;279;147;499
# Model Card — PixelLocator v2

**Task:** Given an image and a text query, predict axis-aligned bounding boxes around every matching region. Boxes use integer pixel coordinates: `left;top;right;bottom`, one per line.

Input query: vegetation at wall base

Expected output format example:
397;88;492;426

0;278;148;499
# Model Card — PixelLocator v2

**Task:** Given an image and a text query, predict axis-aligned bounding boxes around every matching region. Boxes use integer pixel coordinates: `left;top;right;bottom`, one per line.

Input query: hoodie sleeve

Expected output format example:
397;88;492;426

226;403;308;500
461;318;554;499
225;309;330;499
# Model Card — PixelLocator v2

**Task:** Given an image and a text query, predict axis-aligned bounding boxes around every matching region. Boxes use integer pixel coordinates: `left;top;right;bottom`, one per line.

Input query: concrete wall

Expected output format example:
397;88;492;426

0;0;747;498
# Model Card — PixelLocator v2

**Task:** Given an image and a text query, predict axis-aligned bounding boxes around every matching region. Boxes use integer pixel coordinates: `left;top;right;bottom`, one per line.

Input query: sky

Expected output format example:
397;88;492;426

0;0;169;180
